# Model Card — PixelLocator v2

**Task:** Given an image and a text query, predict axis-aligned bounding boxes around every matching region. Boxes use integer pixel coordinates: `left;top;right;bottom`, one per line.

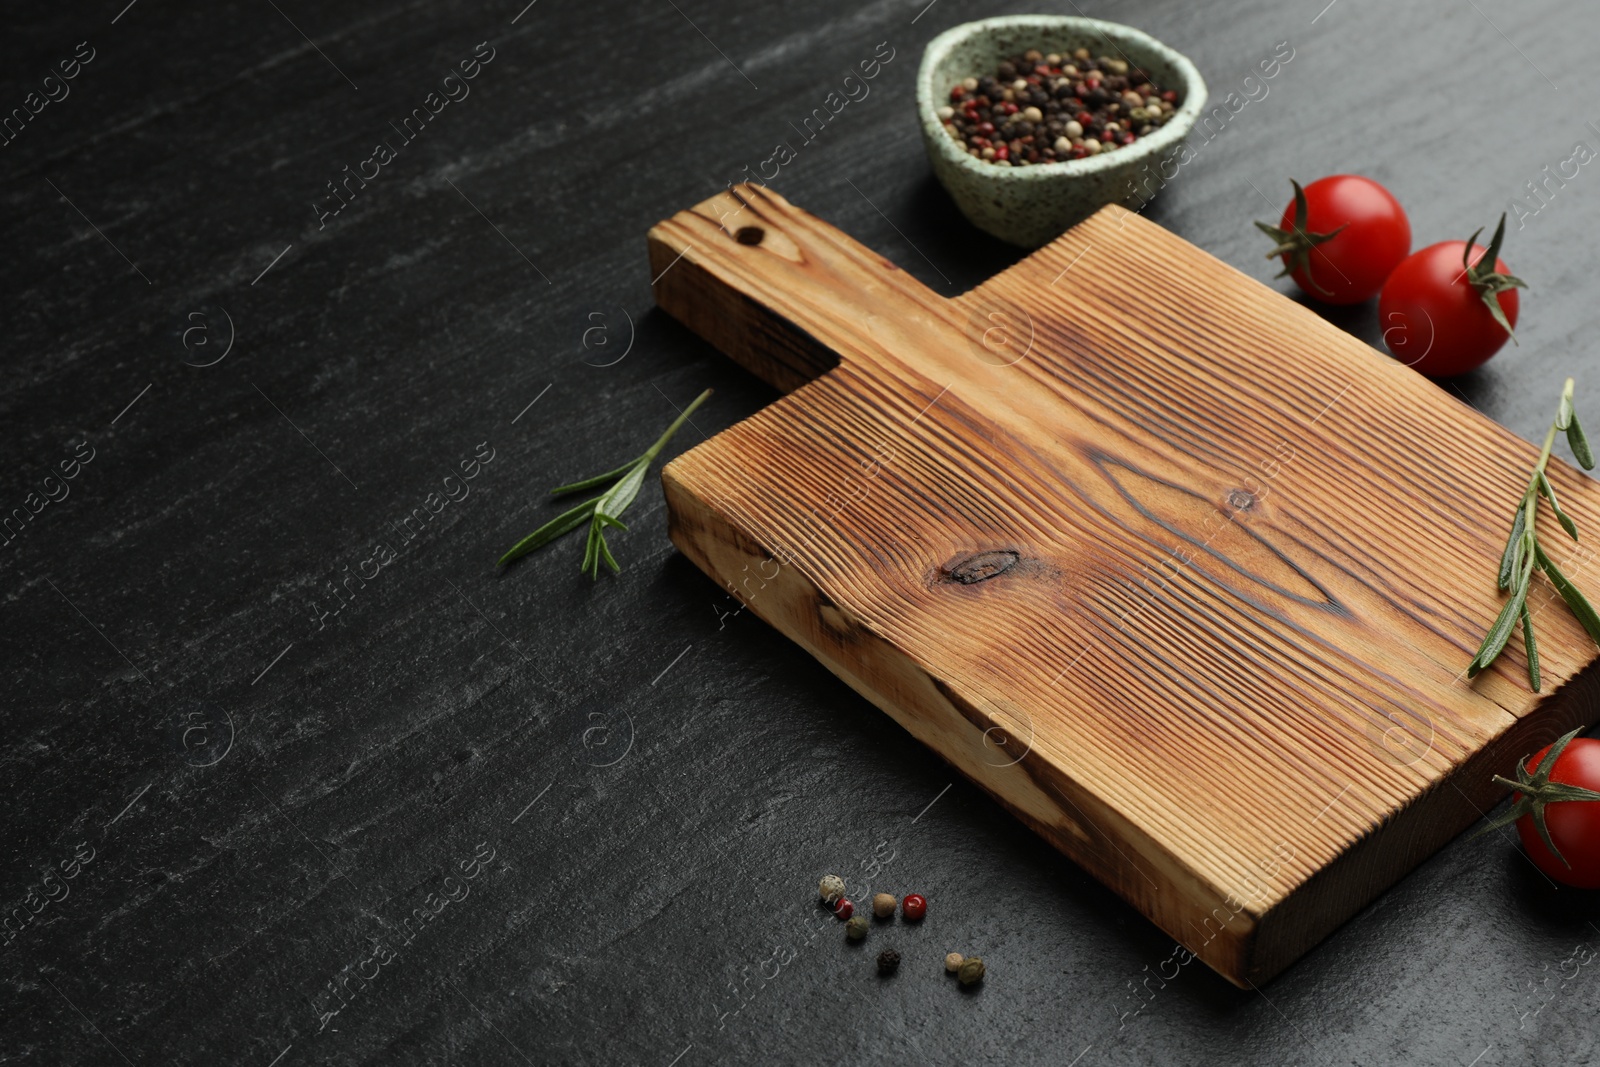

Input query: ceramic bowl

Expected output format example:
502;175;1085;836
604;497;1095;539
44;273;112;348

916;15;1208;247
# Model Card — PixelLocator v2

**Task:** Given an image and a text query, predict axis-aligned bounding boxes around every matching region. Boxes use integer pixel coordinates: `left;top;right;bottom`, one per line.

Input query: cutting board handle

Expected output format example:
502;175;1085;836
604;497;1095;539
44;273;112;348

648;183;952;394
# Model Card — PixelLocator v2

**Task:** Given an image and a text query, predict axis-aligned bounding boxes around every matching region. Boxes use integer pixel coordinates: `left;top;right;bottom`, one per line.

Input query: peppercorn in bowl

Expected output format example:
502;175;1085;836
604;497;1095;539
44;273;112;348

916;15;1207;247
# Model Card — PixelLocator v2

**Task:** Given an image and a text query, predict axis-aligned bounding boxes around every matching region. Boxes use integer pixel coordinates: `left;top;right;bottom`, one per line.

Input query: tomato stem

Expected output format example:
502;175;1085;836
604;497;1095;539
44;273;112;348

1476;726;1600;869
1254;179;1347;297
1463;213;1528;344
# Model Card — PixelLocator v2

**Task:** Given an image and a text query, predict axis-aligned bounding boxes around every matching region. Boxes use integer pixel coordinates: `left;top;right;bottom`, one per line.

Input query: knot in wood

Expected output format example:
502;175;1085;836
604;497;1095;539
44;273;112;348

941;550;1020;585
1226;488;1257;512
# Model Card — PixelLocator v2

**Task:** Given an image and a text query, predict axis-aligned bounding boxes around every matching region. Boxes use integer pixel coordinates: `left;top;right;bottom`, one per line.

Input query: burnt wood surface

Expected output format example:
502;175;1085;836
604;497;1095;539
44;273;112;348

4;0;1600;1064
649;185;1600;986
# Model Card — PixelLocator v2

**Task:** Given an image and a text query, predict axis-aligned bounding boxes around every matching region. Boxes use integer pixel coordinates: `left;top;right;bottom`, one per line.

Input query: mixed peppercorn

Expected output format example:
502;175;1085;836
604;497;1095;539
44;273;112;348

939;47;1181;166
816;875;983;985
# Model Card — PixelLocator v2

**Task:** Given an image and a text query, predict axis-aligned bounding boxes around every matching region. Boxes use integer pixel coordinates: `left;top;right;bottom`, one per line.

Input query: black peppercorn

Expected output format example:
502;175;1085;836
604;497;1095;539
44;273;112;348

876;949;901;975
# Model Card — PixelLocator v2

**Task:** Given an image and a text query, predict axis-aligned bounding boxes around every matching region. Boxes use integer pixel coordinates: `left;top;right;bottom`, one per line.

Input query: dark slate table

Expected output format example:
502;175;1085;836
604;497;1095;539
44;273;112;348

4;0;1598;1064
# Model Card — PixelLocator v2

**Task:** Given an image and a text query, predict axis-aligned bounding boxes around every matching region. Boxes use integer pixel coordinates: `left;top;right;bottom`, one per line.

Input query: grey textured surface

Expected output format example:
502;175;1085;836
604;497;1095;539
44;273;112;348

3;1;1599;1065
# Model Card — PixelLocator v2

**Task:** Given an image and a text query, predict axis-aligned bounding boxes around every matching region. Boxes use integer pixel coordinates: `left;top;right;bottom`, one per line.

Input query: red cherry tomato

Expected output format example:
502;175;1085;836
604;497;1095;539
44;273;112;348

1379;235;1521;377
1257;176;1410;304
1505;734;1600;888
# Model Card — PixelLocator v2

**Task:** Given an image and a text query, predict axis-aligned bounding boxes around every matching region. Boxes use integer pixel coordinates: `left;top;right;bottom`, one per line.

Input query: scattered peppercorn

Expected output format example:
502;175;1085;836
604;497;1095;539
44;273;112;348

876;949;901;976
833;898;855;921
944;952;965;973
818;874;845;904
872;892;897;919
902;893;927;921
958;956;986;986
941;49;1182;167
846;915;870;941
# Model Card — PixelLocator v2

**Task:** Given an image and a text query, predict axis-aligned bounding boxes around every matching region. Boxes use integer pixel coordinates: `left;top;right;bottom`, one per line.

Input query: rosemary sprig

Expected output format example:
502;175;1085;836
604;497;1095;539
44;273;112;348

498;388;712;577
1469;377;1599;689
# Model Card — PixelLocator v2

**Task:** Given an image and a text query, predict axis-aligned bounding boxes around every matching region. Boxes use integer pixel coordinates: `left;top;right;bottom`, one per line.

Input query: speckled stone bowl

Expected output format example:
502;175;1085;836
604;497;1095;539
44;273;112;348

917;15;1208;248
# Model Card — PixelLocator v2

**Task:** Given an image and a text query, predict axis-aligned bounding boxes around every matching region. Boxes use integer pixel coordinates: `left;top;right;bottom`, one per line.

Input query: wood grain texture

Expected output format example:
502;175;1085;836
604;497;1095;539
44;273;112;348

650;184;1600;986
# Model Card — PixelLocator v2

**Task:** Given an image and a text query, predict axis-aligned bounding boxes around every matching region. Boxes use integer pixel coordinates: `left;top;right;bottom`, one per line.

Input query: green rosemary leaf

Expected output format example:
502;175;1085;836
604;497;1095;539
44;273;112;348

1569;414;1595;469
1469;571;1531;675
580;515;628;579
1521;602;1541;692
1534;543;1600;649
581;519;601;577
552;459;643;496
1497;506;1528;589
498;497;600;565
1557;388;1575;431
597;526;622;573
596;461;650;524
1539;471;1579;540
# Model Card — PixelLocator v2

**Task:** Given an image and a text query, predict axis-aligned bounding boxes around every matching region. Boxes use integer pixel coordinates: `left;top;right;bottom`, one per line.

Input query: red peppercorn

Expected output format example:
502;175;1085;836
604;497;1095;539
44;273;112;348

834;898;854;920
902;894;926;921
1070;146;1087;159
1001;101;1018;115
1075;110;1093;125
950;86;965;101
994;145;1009;161
1161;90;1178;103
1121;131;1136;145
976;122;995;135
1100;129;1115;143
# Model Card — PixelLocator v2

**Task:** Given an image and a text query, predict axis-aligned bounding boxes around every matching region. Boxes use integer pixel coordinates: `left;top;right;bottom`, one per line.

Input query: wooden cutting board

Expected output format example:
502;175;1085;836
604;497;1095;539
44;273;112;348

647;184;1600;986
